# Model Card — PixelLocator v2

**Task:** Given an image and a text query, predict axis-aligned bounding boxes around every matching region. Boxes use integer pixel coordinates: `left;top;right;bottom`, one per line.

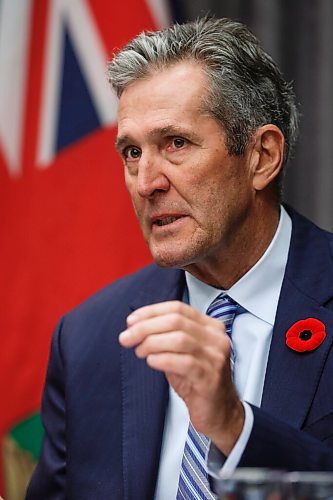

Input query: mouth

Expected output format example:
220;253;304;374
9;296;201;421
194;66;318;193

152;215;184;227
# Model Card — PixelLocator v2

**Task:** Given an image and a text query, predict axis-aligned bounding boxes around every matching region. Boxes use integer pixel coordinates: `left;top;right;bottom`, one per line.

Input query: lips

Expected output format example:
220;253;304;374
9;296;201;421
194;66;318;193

151;214;184;227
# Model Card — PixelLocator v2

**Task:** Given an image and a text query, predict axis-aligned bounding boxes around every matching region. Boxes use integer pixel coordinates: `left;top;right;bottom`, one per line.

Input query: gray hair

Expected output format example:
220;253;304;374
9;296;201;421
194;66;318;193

108;16;299;166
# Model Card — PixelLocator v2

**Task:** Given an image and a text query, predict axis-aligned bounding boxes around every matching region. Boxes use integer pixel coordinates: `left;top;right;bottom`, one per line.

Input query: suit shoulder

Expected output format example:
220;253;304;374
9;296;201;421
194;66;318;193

286;206;333;302
288;206;333;247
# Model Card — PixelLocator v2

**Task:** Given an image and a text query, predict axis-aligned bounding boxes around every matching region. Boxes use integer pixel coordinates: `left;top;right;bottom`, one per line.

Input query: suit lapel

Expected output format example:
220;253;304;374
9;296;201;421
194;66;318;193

121;267;185;500
261;278;333;427
261;209;333;428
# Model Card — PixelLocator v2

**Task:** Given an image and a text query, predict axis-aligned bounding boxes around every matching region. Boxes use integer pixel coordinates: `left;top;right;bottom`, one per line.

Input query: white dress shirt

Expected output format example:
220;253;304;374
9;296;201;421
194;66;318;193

154;206;292;499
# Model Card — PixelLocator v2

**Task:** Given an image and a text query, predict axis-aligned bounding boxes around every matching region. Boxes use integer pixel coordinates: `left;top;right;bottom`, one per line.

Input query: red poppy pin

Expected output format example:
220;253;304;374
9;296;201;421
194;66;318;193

286;318;326;352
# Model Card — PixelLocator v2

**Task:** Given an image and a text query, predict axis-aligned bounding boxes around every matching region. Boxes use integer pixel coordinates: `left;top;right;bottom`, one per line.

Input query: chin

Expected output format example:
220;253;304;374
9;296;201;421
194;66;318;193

151;253;182;268
150;246;198;269
148;230;212;268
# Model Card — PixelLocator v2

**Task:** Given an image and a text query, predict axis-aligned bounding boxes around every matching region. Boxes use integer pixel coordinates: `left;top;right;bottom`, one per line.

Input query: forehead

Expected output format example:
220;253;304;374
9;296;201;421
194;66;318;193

116;62;211;140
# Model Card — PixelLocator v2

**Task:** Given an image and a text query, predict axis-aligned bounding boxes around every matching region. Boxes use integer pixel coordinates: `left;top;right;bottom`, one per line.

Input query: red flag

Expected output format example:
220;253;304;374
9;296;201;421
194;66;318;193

0;0;170;494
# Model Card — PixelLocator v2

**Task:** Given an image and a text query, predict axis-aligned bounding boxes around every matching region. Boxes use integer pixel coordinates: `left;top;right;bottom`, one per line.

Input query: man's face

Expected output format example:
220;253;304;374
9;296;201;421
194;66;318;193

116;62;256;270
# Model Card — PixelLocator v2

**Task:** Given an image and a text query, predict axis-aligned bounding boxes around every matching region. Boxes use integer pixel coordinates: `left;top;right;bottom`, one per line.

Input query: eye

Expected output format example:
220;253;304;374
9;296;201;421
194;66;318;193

123;146;141;160
172;137;186;149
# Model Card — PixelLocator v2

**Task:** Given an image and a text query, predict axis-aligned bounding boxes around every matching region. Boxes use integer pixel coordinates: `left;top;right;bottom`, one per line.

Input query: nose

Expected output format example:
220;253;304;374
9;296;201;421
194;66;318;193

136;153;170;198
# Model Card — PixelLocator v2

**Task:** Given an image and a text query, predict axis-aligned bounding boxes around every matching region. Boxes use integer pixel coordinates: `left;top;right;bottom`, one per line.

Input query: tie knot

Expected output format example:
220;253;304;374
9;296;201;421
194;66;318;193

206;293;240;337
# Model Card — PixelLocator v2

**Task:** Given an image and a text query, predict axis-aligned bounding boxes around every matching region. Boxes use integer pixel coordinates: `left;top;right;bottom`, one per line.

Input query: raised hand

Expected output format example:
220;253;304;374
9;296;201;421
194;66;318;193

119;300;244;455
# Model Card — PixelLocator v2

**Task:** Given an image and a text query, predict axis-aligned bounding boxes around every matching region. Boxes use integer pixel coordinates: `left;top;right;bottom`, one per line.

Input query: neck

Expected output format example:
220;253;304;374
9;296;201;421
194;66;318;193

184;201;280;289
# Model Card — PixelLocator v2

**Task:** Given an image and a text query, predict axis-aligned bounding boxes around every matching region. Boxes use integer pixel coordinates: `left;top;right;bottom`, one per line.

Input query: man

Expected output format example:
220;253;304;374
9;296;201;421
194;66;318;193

27;17;333;499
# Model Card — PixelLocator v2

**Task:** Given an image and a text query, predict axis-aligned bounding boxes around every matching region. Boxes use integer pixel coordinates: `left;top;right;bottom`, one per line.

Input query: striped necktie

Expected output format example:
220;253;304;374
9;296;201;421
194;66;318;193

176;293;240;500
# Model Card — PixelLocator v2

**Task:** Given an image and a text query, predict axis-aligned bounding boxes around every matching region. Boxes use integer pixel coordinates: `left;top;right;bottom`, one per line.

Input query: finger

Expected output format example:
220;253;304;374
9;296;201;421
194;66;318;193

135;331;200;358
120;312;189;347
120;311;222;348
204;339;232;369
137;332;231;374
126;300;210;327
146;353;223;395
146;351;206;378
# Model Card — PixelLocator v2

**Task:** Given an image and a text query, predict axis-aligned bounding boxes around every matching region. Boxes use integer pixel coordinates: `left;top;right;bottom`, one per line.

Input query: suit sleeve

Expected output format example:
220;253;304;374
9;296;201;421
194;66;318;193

238;405;333;470
26;319;67;499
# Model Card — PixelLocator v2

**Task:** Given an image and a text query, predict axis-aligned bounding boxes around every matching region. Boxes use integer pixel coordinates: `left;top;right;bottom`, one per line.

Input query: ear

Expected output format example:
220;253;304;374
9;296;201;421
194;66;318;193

250;125;285;191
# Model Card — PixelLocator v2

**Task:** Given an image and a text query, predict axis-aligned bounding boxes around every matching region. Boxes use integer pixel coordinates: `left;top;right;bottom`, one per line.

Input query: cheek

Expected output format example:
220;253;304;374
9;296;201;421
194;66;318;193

131;197;145;223
191;175;242;233
125;176;140;207
194;180;224;212
124;183;145;224
124;169;133;193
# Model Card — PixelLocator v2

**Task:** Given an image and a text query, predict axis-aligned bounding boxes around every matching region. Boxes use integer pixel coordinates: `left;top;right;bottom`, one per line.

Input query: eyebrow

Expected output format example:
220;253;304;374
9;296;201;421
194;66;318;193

115;135;131;152
115;125;201;151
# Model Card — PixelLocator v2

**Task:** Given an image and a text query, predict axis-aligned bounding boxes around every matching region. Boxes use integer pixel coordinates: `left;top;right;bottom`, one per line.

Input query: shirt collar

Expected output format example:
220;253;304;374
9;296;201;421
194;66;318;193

185;206;292;325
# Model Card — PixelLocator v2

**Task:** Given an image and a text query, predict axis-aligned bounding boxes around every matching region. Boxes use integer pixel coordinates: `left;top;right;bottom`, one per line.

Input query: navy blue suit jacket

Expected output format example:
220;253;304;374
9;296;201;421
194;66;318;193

27;209;333;499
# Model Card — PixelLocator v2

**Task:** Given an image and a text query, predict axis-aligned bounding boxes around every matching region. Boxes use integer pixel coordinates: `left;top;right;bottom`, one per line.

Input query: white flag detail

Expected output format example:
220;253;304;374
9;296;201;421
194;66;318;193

37;0;118;167
0;0;33;177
